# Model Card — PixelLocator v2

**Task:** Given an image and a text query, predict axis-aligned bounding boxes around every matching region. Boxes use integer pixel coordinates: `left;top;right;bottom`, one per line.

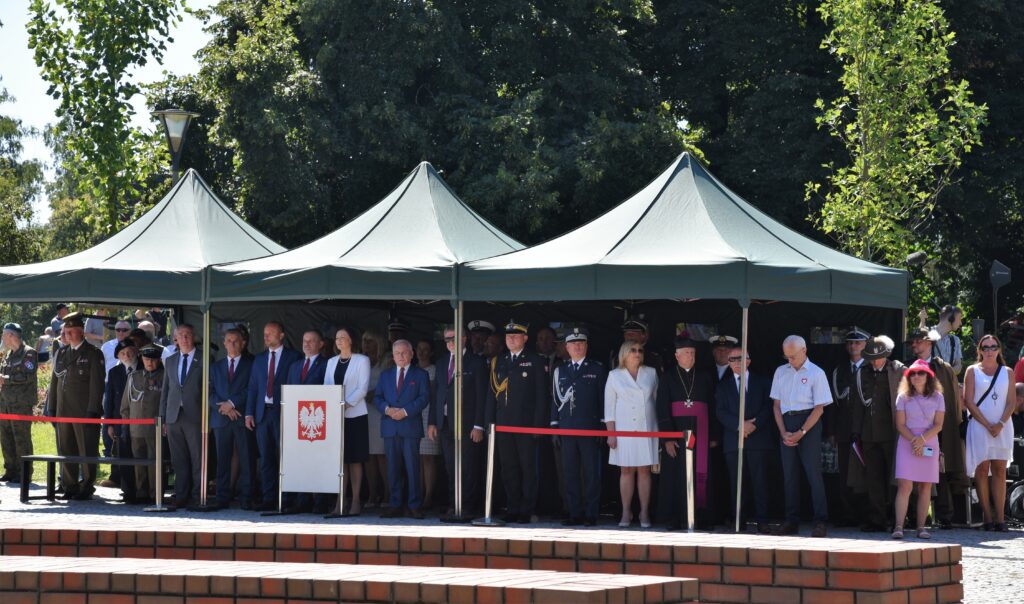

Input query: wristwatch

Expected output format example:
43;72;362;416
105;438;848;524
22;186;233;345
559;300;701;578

799;429;807;436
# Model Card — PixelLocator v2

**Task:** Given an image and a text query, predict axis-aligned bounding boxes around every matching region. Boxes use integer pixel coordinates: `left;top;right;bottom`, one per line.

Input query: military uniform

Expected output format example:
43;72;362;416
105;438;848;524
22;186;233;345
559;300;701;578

827;329;870;525
121;362;164;500
0;341;38;482
851;340;902;530
45;313;106;497
551;348;608;524
485;322;547;522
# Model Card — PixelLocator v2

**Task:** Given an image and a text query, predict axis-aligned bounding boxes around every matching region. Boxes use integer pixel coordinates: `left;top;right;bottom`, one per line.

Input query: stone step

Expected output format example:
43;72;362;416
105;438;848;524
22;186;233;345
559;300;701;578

0;520;964;604
0;554;696;604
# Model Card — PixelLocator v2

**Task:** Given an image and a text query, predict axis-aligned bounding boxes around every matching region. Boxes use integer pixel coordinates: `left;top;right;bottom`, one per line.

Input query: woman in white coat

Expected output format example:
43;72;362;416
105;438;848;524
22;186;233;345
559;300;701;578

605;341;659;528
325;326;371;516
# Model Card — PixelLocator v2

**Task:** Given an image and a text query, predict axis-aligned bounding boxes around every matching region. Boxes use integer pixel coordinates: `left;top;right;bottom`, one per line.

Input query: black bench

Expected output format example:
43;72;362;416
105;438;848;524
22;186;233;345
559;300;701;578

20;454;157;503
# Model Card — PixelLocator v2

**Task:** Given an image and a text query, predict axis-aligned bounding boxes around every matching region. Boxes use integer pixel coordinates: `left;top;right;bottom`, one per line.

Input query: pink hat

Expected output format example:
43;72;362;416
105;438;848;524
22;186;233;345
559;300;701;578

903;359;935;378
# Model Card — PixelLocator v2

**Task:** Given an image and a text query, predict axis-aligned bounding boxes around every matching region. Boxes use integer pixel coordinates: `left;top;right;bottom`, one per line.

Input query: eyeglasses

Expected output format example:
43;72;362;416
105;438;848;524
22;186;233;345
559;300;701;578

727;356;744;362
444;337;455;342
630;347;644;353
980;345;999;352
115;328;130;333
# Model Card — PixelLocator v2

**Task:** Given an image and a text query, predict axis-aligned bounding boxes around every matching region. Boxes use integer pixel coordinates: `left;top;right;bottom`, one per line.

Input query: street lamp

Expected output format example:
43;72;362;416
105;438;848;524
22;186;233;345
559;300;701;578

152;108;200;183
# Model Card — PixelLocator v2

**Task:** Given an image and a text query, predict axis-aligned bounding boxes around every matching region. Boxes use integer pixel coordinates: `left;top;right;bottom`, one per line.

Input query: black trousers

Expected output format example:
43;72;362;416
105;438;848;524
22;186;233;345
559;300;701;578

561;436;602;520
861;440;895;527
496;432;537;516
440;424;483;513
725;449;771;524
835;439;863;524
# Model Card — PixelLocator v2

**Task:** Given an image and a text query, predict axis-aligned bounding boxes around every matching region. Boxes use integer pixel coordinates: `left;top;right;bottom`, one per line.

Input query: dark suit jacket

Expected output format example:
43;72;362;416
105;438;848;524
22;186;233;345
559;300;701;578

160;351;205;425
246;347;301;422
284;354;328;386
373;365;430;439
208;355;253;430
715;371;776;453
103;362;138;421
430;350;487;433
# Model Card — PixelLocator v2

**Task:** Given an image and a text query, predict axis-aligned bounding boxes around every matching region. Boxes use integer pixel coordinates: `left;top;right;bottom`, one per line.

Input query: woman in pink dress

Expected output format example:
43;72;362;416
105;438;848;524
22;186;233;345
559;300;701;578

892;359;946;539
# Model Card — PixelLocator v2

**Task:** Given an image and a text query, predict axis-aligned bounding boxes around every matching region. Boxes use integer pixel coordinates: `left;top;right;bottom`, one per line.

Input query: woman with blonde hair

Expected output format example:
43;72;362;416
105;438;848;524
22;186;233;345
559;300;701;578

963;334;1015;531
605;340;659;528
325;326;371;515
892;359;945;539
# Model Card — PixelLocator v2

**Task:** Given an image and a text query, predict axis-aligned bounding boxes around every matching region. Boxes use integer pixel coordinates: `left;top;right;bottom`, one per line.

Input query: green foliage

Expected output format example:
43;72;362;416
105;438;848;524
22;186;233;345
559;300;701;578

809;0;987;280
27;0;185;233
0;85;44;267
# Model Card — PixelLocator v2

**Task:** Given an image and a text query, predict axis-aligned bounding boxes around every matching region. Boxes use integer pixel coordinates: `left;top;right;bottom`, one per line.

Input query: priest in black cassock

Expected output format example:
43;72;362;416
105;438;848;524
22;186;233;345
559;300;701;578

656;336;719;529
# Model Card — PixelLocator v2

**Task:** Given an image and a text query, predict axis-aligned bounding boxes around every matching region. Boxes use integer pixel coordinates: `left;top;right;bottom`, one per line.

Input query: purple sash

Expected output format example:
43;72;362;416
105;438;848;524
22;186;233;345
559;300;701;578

671;400;709;508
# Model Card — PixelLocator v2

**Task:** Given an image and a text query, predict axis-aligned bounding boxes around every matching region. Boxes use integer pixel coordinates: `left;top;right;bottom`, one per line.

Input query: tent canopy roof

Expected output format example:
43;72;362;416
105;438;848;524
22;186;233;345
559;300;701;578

0;169;285;305
209;162;523;301
461;153;907;308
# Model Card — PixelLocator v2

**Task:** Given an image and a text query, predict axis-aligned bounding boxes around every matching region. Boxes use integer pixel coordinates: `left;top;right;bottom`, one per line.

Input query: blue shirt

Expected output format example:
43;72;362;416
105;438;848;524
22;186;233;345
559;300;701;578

770;358;833;413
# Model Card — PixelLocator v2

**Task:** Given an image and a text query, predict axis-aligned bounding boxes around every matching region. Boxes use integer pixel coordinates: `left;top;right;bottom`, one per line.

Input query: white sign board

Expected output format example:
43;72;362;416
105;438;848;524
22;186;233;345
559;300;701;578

281;384;344;493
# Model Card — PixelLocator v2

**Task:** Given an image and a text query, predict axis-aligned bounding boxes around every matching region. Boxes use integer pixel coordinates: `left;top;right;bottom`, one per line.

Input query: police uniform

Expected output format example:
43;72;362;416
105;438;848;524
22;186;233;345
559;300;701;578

710;335;740;383
656;338;717;529
612;317;664;372
44;312;106;498
121;345;164;500
550;328;607;525
484;321;548;522
0;323;38;483
827;328;870;525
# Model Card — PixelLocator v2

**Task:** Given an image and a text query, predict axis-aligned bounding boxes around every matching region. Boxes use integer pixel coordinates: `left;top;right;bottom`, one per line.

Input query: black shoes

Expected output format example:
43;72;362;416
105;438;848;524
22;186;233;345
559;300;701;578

380;507;404;519
776;522;799;536
562;517;583;526
811;522;828;538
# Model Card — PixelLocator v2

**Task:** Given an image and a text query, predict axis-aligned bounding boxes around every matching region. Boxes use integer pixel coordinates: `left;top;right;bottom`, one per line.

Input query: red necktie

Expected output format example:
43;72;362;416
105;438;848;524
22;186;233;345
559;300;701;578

301;358;310;382
398;366;406;393
448;355;454;383
266;350;276;399
228;358;235;382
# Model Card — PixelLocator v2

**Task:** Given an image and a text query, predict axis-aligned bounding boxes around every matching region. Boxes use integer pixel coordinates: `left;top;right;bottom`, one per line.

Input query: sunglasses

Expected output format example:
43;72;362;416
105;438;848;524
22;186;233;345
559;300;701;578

630;347;645;353
727;356;744;362
980;345;1000;352
115;328;130;332
444;337;455;342
908;371;928;377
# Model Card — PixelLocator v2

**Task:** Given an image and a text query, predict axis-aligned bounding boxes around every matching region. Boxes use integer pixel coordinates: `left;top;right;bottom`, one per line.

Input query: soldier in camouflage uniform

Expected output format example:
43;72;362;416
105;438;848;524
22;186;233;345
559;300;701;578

0;323;38;483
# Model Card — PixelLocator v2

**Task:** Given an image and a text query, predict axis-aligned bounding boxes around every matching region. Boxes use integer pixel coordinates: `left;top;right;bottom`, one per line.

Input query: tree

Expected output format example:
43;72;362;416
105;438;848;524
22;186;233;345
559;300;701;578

0;85;44;266
27;0;185;233
808;0;987;274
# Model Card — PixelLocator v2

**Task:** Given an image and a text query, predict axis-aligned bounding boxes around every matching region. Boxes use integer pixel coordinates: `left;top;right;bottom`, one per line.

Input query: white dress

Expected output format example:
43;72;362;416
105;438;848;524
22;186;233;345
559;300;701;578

965;365;1015;477
604;366;659;467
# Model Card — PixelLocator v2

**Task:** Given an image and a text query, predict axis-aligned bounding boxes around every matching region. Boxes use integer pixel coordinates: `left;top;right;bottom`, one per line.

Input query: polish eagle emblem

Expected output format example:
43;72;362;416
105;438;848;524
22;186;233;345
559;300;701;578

298;400;326;442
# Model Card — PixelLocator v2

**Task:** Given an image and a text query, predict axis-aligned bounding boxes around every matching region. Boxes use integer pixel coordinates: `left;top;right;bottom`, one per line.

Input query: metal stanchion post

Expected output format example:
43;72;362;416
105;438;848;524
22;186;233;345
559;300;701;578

145;417;172;512
325;387;347;519
261;407;286;517
685;429;695;533
190;308;216;511
472;424;505;526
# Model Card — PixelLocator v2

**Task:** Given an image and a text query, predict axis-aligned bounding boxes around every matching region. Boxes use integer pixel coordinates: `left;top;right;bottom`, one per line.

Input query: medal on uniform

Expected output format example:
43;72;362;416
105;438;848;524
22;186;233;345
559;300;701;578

522;371;528;378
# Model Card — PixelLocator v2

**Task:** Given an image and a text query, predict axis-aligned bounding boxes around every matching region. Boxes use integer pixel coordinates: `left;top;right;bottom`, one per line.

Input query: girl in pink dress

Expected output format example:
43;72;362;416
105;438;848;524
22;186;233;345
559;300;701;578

892;359;946;539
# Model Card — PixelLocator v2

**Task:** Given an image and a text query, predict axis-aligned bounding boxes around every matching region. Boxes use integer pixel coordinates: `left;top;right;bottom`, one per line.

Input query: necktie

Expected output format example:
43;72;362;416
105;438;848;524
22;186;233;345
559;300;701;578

301;358;310;382
180;353;188;385
397;366;406;393
448;355;454;383
228;358;235;382
266;350;276;399
573;362;580;373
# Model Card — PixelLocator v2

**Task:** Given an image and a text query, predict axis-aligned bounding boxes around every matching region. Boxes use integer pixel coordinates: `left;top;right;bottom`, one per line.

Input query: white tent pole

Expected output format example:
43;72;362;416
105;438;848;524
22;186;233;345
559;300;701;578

735;304;749;533
454;300;464;517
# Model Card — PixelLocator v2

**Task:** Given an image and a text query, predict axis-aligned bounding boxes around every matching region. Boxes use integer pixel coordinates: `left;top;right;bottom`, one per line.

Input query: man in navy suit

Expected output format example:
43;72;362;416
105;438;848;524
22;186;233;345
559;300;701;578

209;328;254;510
715;344;776;533
374;339;430;519
428;326;487;516
282;329;329;514
245;321;301;511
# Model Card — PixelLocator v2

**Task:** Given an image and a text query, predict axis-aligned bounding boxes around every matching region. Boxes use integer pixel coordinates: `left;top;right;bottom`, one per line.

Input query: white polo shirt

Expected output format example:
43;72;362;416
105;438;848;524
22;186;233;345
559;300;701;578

770;358;833;413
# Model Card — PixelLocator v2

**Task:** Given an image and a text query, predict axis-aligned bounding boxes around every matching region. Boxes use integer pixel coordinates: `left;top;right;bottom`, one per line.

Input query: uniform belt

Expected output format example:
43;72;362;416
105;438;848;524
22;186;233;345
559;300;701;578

782;409;812;416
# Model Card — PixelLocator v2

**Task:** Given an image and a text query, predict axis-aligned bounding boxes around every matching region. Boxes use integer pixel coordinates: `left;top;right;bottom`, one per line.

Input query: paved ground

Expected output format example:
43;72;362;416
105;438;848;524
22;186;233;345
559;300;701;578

0;482;1020;602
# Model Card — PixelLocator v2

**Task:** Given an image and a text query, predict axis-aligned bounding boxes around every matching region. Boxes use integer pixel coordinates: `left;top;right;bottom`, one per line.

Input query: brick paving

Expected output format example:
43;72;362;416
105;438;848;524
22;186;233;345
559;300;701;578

0;482;1001;602
0;554;695;603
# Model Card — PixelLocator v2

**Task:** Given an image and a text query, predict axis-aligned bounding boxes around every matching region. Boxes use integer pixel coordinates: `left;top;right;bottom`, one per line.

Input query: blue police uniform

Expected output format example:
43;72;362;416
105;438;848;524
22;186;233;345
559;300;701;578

551;356;608;524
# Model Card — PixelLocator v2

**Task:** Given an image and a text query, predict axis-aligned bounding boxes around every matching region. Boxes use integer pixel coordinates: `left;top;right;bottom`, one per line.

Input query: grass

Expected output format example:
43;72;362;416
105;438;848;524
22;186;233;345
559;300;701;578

27;362;109;482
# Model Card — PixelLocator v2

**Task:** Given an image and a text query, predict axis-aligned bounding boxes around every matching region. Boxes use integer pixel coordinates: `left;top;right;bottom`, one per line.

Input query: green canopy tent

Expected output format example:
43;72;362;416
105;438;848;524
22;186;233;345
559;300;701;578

460;152;909;530
207;161;522;518
0;169;284;305
208;162;521;302
0;168;285;510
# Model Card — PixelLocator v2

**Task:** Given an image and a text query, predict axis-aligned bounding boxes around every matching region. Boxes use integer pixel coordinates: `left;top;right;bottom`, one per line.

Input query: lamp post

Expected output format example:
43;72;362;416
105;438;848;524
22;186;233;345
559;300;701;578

152;108;200;183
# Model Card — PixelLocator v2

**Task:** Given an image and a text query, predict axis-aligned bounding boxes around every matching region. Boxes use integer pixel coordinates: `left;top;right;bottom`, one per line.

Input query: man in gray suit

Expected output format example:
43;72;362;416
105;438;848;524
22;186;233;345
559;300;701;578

159;323;203;508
